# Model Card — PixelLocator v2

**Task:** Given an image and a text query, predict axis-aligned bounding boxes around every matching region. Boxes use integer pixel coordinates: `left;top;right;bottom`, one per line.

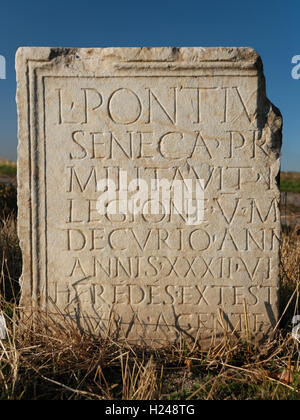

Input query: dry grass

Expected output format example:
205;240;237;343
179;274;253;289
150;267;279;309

0;212;299;399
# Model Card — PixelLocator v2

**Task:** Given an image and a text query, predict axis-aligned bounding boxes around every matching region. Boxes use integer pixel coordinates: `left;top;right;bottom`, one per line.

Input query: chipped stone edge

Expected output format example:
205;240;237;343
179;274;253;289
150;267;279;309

16;46;262;65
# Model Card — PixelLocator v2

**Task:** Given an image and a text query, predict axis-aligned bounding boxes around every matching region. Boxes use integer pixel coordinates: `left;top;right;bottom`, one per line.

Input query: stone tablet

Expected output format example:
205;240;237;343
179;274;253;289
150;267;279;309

16;47;282;346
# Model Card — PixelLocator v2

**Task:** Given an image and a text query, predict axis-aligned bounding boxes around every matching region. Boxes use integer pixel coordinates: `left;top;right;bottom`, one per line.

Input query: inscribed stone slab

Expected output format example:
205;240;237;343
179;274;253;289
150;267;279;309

16;47;282;346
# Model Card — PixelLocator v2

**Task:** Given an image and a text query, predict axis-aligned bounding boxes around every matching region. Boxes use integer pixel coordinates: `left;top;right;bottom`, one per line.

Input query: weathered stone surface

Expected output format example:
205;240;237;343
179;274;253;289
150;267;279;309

16;47;282;346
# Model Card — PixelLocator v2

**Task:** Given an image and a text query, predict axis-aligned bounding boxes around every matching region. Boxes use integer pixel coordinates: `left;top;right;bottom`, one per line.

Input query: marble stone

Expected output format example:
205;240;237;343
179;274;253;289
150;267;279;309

16;47;282;346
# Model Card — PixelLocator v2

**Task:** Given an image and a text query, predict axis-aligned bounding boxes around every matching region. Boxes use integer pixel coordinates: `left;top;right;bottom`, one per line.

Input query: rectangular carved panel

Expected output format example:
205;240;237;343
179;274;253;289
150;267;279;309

16;47;282;347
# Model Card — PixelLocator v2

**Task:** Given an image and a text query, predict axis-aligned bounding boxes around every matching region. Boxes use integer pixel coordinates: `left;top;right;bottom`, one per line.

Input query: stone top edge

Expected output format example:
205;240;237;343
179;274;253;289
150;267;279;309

15;46;261;67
